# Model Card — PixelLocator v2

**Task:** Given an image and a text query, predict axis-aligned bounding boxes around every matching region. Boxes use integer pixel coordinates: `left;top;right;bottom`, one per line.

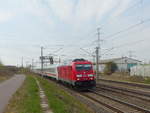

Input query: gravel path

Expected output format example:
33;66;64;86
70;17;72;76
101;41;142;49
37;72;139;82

0;74;25;113
36;79;53;113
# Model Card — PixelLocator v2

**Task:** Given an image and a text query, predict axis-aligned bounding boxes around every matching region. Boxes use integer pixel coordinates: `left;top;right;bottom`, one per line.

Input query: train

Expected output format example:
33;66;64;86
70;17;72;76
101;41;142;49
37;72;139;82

37;58;96;90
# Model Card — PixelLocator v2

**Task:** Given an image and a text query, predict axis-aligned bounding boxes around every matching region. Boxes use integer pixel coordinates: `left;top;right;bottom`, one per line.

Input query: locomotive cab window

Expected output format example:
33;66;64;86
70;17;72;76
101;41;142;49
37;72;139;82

76;64;92;70
84;64;92;70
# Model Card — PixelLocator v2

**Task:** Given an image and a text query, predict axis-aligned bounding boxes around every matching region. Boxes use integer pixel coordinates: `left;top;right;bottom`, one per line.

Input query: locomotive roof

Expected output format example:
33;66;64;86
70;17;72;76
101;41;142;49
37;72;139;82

72;58;86;62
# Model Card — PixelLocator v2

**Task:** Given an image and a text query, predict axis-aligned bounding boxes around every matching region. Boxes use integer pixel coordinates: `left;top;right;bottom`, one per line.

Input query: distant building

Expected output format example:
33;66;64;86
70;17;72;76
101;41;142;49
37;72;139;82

94;57;142;72
130;64;150;77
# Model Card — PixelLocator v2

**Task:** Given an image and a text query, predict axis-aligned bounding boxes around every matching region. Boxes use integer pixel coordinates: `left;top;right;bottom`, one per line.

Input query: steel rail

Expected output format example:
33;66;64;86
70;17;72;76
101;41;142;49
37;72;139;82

97;86;150;102
90;90;150;113
99;79;150;89
97;83;150;97
40;75;150;112
81;93;125;113
44;76;124;113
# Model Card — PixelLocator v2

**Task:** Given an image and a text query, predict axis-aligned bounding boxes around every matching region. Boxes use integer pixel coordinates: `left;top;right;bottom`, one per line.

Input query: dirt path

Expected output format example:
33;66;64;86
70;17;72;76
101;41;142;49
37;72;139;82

36;79;53;113
0;74;25;113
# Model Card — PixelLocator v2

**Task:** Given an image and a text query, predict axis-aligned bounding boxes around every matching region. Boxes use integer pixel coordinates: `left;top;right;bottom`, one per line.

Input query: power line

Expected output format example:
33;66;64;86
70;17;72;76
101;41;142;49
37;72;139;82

105;22;142;40
80;48;95;63
64;2;147;50
128;50;136;58
81;1;147;48
110;39;144;50
98;0;142;30
68;18;149;63
96;39;144;59
83;18;150;48
103;18;150;41
88;18;150;50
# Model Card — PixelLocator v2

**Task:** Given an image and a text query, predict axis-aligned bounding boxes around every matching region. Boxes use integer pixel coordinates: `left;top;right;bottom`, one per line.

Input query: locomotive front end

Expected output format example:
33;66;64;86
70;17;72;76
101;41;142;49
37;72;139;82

72;59;96;89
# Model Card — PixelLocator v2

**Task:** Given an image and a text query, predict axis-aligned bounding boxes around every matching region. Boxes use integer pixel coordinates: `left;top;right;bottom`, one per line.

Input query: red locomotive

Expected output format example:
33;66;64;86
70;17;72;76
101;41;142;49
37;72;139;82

42;59;96;90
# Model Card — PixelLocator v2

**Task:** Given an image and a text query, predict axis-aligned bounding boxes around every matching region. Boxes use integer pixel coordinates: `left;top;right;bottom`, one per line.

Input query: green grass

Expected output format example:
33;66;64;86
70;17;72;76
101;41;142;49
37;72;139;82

0;76;9;82
0;67;15;83
101;73;150;84
5;75;42;113
143;77;150;84
37;76;93;113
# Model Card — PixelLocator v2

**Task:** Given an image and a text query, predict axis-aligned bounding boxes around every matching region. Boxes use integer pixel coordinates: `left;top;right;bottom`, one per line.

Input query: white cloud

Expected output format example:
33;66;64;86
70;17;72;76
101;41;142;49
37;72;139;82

110;0;132;18
0;11;14;23
75;0;115;21
43;0;132;25
45;0;116;22
46;0;74;21
12;0;54;25
1;0;149;65
0;0;53;24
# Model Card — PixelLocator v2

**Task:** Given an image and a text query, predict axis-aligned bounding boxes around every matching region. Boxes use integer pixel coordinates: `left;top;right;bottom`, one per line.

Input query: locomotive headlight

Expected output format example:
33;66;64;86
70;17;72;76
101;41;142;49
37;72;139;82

77;74;82;77
88;74;93;77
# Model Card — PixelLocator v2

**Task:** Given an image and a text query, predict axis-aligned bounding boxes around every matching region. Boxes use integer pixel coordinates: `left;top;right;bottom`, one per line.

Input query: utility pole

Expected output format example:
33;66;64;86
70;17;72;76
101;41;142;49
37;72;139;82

59;56;61;64
92;55;96;64
96;47;99;80
128;50;135;58
21;57;24;68
41;46;44;76
96;28;101;81
31;59;34;70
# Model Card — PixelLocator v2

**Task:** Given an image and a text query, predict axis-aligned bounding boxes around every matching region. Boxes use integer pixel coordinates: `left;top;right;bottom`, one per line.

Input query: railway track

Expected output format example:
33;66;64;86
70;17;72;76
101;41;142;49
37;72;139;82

81;93;125;113
97;83;150;100
96;85;150;102
99;79;150;89
80;90;149;113
79;79;150;113
42;76;150;113
92;79;150;112
44;77;112;113
88;89;150;113
97;79;150;98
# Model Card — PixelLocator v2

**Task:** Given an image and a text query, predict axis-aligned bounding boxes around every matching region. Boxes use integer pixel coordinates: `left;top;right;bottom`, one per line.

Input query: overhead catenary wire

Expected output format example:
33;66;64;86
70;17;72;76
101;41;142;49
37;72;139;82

37;0;149;64
104;21;143;40
75;18;149;62
107;39;144;51
69;0;141;46
97;0;143;30
80;1;146;48
59;1;146;50
91;18;150;44
81;16;150;49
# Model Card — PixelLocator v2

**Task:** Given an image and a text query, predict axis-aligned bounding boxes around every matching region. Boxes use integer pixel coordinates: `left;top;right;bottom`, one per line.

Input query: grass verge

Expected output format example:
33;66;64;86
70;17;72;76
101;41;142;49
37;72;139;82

4;75;42;113
0;76;9;82
0;66;18;82
37;76;93;113
101;72;150;84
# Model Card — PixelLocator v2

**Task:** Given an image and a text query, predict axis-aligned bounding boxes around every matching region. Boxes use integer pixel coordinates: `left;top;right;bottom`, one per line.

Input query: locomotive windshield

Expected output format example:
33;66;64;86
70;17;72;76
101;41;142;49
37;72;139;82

76;64;92;71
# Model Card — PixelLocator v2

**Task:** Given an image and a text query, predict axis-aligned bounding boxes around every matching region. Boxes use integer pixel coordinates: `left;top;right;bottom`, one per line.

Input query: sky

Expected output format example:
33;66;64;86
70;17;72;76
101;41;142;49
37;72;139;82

0;0;150;66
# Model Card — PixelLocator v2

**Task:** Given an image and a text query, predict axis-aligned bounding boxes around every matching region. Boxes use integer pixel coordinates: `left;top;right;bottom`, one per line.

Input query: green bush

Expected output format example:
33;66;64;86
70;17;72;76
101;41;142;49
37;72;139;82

104;62;118;75
0;61;4;69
